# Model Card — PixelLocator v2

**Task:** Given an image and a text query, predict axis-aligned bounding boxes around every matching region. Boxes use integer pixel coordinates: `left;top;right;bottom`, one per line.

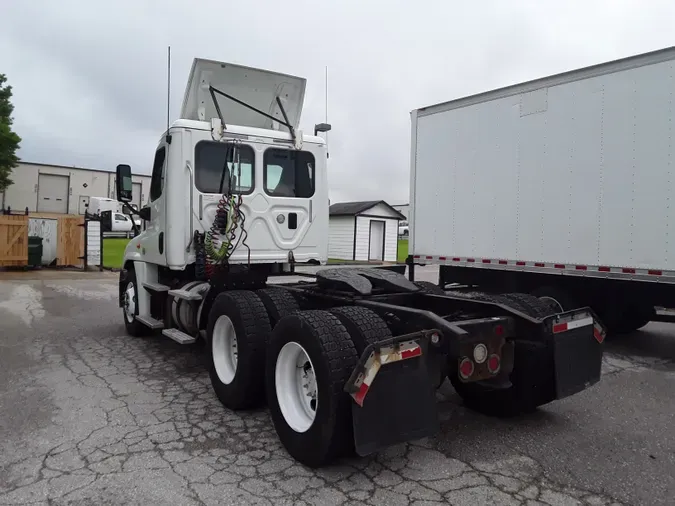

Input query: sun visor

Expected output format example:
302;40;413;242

180;58;306;131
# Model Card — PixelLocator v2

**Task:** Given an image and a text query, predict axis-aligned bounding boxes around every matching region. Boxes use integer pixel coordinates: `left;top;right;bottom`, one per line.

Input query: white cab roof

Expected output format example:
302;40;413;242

180;58;306;132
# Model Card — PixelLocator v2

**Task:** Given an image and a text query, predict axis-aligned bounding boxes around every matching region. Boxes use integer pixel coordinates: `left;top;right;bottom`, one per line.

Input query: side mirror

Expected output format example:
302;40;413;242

138;206;151;221
116;164;133;203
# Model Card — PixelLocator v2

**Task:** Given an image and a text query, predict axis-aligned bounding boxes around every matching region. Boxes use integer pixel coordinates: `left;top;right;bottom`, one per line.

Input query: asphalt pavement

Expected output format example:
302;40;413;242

0;268;673;505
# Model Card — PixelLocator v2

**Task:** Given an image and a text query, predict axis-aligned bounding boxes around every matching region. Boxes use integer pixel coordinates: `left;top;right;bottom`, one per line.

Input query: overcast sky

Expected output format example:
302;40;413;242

2;0;675;205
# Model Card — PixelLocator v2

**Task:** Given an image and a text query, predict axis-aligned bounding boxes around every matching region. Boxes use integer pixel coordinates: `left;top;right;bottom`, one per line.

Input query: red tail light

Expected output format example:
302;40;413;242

459;357;474;379
487;354;501;374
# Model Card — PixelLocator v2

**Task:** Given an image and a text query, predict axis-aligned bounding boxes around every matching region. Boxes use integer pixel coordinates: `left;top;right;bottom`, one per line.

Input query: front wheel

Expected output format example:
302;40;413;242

266;310;358;468
121;269;149;337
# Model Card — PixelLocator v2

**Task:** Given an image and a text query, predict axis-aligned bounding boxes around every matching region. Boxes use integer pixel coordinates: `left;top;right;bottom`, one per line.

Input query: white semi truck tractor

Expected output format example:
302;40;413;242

115;57;606;467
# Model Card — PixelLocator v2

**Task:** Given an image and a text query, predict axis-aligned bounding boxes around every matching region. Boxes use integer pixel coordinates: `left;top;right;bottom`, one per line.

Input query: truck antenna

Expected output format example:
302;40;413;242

166;45;171;133
325;65;328;145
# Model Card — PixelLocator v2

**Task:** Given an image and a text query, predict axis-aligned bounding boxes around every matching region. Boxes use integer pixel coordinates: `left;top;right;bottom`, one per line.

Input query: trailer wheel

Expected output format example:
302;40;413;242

330;306;392;354
600;303;653;336
121;268;149;337
266;310;358;467
415;281;446;295
206;291;271;410
256;287;301;328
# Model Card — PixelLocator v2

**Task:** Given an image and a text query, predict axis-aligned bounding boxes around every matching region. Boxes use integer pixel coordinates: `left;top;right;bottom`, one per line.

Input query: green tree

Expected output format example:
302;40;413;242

0;73;22;192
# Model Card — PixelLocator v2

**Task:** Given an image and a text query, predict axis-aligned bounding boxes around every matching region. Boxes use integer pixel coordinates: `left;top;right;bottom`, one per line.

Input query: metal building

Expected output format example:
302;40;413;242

0;162;151;215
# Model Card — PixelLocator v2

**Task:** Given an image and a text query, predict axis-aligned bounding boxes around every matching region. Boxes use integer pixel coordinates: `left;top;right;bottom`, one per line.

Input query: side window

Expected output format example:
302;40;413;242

115;213;127;221
194;141;254;194
149;147;166;202
263;149;315;198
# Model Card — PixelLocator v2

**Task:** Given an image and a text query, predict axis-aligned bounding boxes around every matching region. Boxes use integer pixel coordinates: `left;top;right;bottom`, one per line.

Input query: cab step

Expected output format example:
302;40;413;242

162;328;197;344
168;289;203;301
136;315;164;329
143;282;170;292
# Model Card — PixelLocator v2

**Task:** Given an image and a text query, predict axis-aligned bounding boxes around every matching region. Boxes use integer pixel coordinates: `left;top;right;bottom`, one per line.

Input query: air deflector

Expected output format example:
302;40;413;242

180;58;306;132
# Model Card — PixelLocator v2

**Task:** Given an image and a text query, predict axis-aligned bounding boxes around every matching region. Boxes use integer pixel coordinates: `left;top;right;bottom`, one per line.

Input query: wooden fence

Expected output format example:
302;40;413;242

57;216;84;267
0;214;86;268
0;215;29;267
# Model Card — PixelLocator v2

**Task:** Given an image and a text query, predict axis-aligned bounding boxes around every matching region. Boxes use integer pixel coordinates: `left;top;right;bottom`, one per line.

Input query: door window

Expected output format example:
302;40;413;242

149;147;167;202
263;149;315;198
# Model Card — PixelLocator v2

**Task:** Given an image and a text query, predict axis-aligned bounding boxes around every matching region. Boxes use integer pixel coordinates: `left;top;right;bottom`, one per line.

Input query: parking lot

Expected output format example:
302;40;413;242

1;267;674;505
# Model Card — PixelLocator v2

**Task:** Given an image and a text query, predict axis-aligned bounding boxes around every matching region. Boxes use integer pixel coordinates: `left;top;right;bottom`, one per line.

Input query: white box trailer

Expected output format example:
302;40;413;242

409;45;675;335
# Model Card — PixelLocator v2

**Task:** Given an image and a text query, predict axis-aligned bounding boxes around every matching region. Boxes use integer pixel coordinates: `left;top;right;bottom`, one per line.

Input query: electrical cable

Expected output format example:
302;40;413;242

203;140;251;272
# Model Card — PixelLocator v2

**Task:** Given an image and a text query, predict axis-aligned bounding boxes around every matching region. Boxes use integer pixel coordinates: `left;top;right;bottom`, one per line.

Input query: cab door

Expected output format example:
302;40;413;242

139;144;168;265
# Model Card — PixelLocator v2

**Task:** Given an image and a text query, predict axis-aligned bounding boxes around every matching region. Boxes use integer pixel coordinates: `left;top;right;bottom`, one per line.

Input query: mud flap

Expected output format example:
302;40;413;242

344;332;441;456
546;308;606;399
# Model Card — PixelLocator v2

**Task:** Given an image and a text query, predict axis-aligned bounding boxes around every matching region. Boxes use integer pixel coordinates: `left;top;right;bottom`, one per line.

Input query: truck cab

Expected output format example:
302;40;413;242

119;58;330;273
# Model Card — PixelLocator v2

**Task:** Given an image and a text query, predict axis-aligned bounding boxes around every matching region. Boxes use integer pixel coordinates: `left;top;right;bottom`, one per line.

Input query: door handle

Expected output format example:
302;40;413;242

288;213;297;230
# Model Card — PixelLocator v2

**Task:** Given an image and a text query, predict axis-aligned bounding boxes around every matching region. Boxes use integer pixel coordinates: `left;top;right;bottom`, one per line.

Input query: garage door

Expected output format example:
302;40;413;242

37;174;69;214
132;182;142;210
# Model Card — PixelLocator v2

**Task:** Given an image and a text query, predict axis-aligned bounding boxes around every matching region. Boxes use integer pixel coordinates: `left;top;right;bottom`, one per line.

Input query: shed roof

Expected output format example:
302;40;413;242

329;200;405;220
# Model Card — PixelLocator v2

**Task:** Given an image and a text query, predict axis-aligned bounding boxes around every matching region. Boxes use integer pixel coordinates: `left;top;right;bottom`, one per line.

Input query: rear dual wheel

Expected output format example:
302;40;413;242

267;307;391;467
206;291;271;410
266;310;359;467
207;290;390;467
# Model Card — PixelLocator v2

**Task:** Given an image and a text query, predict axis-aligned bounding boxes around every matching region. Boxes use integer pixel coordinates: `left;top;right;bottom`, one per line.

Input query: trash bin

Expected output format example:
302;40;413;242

27;236;43;267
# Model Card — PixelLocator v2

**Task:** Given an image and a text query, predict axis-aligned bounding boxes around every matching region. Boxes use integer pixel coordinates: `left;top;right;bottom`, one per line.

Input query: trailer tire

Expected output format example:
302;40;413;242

266;310;358;468
207;291;271;410
330;306;392;354
601;304;654;336
415;281;446;295
256;288;301;329
121;268;149;337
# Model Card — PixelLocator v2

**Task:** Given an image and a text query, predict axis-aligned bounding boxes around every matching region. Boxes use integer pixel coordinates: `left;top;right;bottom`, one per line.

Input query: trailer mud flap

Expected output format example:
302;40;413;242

344;334;440;456
546;309;606;399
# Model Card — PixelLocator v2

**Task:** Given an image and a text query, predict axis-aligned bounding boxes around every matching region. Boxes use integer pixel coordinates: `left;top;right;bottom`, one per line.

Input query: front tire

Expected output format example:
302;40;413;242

207;291;271;410
121;268;149;337
266;310;358;468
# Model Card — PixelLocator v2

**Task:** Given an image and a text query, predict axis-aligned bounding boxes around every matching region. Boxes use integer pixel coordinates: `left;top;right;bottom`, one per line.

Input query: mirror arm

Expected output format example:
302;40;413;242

121;202;141;236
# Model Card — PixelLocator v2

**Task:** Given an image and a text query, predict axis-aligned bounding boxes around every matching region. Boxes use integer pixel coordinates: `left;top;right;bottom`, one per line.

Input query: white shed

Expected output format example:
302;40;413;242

328;201;405;262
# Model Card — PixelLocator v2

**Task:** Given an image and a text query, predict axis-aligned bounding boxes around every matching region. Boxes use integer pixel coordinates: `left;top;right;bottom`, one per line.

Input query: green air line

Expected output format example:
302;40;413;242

205;196;238;262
